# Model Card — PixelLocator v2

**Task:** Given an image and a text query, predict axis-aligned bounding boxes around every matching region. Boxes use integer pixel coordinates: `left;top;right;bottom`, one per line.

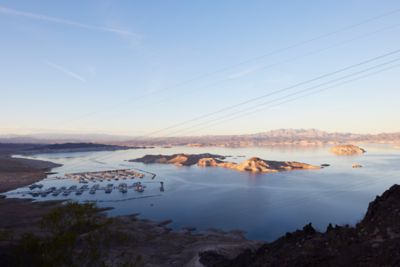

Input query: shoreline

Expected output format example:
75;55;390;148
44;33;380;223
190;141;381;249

0;155;62;194
0;196;259;266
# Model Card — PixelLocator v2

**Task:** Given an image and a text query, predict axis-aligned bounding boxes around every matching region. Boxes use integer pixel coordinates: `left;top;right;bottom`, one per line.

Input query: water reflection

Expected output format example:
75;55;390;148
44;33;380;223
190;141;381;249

7;144;400;241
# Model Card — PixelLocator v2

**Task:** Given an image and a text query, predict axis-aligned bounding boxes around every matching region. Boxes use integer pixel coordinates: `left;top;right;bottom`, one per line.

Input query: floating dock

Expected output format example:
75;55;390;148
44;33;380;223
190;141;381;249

26;181;148;197
65;169;145;183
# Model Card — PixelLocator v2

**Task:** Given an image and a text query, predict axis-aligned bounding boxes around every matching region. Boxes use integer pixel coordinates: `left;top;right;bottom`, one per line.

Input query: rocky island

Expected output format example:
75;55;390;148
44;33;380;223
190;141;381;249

130;153;227;166
330;144;366;155
130;154;320;173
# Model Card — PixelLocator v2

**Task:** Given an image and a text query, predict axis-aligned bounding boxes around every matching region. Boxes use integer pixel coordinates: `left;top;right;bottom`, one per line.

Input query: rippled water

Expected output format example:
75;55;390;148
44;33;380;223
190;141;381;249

6;144;400;241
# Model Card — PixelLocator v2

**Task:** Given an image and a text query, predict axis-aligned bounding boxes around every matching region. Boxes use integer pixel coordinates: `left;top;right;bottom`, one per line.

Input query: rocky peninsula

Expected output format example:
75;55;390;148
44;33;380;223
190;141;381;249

19;142;142;154
130;154;320;173
0;143;63;193
330;144;366;155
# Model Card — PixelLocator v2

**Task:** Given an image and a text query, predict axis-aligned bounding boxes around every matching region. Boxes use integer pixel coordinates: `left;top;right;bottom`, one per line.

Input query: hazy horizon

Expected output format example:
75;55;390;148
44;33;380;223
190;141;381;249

1;128;400;141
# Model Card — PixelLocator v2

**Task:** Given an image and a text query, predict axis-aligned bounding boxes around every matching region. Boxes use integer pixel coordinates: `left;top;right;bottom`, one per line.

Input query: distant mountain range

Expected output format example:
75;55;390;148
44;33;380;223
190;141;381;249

1;129;399;147
117;129;400;147
0;133;133;144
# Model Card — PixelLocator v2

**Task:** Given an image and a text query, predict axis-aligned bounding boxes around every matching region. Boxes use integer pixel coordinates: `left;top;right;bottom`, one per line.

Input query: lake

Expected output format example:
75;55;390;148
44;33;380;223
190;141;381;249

6;144;400;241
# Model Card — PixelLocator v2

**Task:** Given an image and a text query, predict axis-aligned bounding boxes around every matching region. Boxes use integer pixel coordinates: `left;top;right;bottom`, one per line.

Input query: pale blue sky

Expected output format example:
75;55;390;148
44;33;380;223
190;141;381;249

1;0;399;136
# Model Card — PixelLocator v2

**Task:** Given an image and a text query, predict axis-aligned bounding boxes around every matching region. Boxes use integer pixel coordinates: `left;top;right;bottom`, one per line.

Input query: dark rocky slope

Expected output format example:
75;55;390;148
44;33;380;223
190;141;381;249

200;184;400;267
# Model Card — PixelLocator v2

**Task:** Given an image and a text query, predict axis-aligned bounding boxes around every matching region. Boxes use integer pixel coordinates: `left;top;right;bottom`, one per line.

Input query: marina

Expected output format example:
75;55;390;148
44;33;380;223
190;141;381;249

25;181;150;197
9;168;160;199
65;169;145;183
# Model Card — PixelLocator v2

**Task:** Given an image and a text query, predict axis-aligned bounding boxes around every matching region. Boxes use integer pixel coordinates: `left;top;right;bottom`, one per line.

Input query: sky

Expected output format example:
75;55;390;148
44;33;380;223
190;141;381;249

0;0;399;136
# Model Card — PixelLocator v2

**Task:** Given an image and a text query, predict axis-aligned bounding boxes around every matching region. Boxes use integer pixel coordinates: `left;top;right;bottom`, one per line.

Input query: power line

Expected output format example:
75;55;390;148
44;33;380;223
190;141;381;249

166;57;400;136
89;21;400;127
181;63;400;136
143;49;400;137
60;58;400;168
57;8;400;128
60;51;400;169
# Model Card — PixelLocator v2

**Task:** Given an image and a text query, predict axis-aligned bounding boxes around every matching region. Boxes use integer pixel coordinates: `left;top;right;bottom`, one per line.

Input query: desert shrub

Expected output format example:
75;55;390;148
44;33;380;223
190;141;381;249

0;229;14;242
3;202;110;267
41;202;103;235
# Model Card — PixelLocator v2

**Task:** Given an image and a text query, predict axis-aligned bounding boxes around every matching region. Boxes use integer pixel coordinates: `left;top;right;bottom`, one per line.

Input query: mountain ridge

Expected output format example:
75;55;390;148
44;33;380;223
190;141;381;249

1;129;400;147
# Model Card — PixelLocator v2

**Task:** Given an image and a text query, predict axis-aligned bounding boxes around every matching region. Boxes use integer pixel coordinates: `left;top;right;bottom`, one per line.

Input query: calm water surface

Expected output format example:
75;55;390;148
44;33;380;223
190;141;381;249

6;144;400;241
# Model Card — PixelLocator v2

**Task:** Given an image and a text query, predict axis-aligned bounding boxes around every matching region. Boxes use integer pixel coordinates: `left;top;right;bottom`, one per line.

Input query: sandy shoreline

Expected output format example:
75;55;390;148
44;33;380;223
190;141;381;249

0;153;65;235
0;155;61;193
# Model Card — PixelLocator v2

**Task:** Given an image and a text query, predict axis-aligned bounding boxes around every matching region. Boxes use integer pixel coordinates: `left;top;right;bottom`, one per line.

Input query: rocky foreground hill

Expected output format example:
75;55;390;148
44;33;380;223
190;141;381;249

200;184;400;267
131;154;320;173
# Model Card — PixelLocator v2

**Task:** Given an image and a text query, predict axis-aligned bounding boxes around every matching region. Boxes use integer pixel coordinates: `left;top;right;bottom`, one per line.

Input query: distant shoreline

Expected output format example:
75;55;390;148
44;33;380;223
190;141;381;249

2;129;400;148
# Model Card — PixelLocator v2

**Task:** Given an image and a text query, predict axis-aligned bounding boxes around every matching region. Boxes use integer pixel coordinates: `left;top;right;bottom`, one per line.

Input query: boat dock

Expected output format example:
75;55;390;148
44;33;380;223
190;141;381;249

6;168;164;199
26;182;148;197
65;169;145;183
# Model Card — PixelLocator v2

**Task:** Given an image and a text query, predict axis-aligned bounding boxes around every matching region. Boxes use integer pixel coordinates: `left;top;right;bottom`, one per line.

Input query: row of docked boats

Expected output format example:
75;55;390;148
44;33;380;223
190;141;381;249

29;183;44;190
27;182;148;198
115;183;145;193
65;169;145;184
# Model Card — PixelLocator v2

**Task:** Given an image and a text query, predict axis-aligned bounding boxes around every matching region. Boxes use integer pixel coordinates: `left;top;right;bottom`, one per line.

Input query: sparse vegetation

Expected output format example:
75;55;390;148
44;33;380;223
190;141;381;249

1;202;112;267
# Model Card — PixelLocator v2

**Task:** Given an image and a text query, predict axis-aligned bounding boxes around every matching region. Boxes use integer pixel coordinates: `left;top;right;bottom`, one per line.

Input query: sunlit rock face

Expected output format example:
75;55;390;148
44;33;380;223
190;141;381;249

197;158;223;167
232;157;320;173
330;144;366;155
130;153;226;166
133;154;320;173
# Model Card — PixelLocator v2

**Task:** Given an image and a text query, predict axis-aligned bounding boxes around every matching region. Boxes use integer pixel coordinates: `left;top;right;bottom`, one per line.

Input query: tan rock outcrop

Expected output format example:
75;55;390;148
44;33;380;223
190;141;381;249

197;158;222;167
330;144;366;155
231;157;320;173
133;154;320;173
168;154;190;166
130;153;226;166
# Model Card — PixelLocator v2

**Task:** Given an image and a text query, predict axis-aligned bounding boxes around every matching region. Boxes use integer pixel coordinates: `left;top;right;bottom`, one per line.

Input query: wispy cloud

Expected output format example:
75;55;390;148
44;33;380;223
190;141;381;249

44;60;86;82
0;6;140;39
